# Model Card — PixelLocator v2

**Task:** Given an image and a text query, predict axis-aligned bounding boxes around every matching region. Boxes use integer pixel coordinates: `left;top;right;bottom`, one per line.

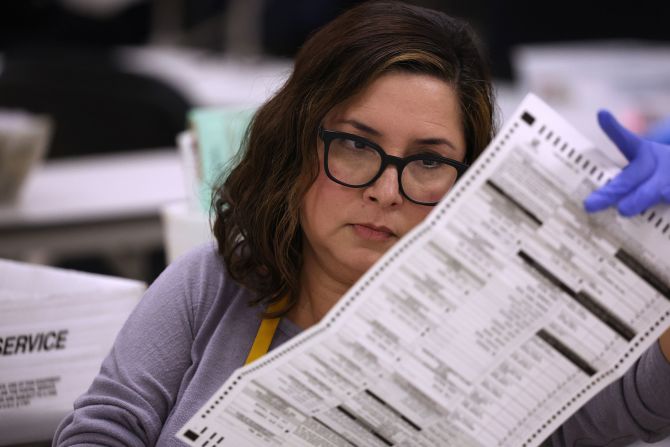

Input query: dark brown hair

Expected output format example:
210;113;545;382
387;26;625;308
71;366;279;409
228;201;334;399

212;1;495;314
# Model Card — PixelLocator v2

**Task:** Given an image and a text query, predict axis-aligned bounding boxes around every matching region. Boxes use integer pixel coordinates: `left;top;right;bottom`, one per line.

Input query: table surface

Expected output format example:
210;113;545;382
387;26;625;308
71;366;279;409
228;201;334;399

0;149;187;263
0;149;186;229
117;46;292;107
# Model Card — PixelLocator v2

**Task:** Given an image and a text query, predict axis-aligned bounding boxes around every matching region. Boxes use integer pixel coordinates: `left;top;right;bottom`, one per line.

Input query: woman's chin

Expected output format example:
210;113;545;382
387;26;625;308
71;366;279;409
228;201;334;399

341;249;385;281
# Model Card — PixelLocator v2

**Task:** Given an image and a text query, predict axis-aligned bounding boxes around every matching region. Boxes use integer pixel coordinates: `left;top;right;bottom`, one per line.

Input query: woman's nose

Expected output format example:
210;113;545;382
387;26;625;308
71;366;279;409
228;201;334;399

363;166;403;207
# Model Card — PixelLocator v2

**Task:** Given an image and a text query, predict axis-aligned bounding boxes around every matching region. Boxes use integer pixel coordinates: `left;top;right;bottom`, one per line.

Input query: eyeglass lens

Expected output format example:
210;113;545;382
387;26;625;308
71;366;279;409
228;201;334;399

326;135;458;204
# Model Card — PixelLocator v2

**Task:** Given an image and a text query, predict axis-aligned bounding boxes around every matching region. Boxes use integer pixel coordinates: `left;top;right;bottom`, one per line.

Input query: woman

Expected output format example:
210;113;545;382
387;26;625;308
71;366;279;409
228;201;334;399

54;2;670;446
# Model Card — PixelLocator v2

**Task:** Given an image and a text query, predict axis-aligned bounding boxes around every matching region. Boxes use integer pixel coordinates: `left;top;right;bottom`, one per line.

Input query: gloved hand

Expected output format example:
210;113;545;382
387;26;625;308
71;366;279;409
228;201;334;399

645;116;670;145
584;110;670;216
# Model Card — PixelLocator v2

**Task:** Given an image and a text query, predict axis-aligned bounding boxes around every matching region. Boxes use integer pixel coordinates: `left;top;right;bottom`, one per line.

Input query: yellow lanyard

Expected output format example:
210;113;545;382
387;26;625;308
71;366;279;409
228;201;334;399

244;298;286;365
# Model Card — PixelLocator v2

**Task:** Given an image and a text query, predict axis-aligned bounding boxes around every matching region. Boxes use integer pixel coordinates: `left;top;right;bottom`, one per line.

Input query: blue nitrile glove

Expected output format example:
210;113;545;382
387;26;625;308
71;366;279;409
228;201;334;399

645;116;670;145
584;110;670;216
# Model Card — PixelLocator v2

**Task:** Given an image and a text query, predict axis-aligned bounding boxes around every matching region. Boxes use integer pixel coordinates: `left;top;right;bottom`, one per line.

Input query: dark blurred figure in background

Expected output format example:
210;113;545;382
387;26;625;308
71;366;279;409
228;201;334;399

0;0;190;160
3;0;669;126
0;0;152;48
485;0;670;79
261;0;361;56
0;0;365;159
260;0;670;81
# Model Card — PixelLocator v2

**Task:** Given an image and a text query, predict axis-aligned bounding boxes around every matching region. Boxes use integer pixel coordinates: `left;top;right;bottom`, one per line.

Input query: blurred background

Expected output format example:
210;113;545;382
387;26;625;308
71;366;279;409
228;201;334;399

0;0;669;285
1;1;670;446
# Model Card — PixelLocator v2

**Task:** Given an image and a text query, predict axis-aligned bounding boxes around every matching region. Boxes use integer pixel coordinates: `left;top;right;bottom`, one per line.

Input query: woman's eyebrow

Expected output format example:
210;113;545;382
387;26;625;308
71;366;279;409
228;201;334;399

415;137;456;150
336;119;382;136
336;118;457;151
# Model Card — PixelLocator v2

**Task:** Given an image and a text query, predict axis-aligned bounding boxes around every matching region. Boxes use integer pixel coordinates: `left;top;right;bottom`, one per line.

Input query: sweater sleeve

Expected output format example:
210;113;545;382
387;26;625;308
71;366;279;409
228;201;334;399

550;341;670;446
52;246;217;447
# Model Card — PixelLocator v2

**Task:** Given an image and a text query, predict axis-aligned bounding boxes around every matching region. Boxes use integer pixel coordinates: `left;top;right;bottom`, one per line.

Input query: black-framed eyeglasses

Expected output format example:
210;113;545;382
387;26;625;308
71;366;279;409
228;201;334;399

318;128;469;206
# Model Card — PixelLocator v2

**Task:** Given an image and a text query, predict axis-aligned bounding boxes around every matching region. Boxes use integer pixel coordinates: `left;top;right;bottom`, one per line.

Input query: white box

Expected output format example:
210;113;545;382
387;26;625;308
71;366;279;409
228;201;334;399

0;259;145;445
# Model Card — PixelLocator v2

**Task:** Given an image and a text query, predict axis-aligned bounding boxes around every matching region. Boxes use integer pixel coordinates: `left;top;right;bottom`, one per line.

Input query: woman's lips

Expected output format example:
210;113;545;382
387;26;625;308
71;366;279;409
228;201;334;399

351;223;395;241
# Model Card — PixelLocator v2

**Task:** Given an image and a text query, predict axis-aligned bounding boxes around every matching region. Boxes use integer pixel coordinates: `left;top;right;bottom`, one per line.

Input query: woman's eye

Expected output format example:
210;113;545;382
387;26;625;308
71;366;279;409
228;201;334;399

354;140;366;149
420;159;440;168
346;139;367;150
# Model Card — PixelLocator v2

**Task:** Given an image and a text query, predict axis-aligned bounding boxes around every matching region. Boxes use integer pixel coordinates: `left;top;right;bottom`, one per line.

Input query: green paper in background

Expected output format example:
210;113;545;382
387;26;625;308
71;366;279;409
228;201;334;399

188;106;256;212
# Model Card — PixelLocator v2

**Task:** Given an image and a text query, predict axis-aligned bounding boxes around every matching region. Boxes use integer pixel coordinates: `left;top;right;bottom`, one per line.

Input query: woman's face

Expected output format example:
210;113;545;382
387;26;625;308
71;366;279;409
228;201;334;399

300;71;466;285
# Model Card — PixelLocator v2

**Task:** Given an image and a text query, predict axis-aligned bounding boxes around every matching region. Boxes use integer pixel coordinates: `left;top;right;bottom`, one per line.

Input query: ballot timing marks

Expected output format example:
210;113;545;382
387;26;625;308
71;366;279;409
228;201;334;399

0;330;68;356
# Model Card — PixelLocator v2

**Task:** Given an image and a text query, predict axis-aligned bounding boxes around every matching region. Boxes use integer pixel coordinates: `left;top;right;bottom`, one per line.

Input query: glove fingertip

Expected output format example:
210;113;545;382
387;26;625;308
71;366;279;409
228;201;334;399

617;188;653;216
597;109;614;125
583;193;613;213
661;186;670;203
597;109;622;134
597;110;641;161
617;201;641;217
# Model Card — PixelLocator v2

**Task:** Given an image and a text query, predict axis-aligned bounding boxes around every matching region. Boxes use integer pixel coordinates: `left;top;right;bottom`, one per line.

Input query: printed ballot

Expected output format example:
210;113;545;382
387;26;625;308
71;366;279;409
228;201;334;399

178;94;670;446
0;260;145;445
